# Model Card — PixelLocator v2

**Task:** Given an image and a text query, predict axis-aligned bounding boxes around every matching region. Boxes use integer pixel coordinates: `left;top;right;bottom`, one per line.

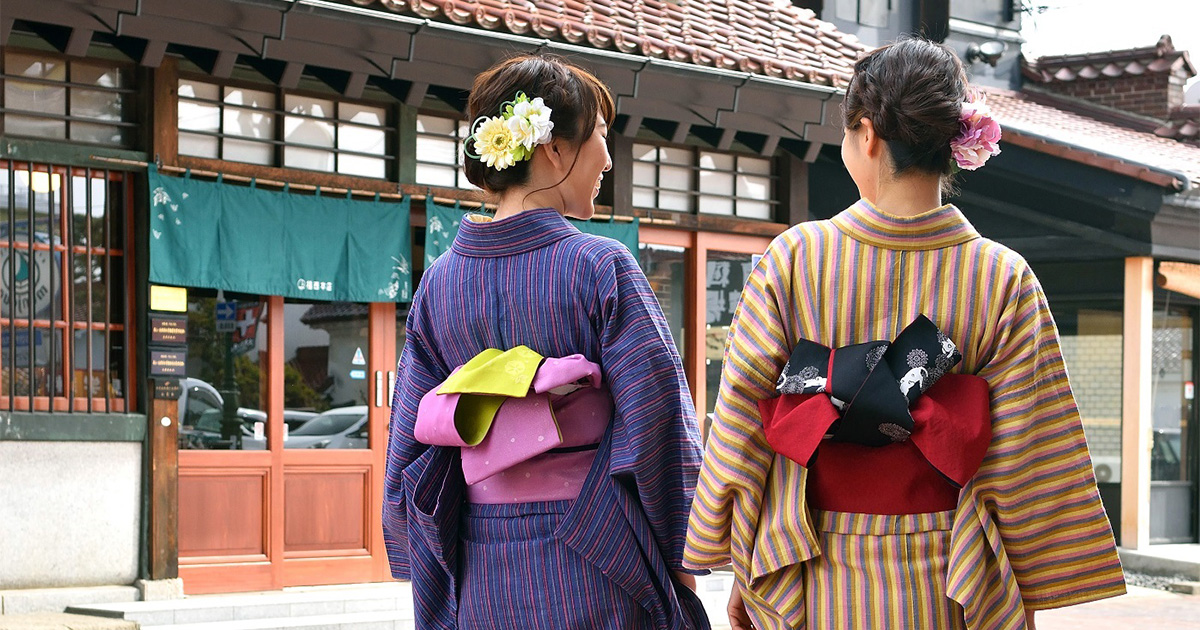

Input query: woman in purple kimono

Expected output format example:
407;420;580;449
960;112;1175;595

383;54;710;630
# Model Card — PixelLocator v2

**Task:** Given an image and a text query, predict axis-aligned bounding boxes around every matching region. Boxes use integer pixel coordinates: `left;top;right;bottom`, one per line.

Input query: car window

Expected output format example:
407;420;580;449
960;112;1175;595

184;387;222;427
291;412;365;436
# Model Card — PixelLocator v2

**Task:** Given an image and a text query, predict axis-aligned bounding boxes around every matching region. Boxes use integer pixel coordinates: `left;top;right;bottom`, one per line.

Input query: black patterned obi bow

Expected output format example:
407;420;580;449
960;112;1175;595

760;316;993;509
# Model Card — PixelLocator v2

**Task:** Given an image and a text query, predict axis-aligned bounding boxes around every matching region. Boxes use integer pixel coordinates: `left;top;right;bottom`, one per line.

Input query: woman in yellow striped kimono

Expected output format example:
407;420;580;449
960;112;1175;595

683;37;1125;630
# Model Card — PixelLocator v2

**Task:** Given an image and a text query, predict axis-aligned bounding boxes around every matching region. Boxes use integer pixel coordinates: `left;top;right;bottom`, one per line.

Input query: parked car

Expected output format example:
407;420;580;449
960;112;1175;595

177;378;263;450
285;405;369;449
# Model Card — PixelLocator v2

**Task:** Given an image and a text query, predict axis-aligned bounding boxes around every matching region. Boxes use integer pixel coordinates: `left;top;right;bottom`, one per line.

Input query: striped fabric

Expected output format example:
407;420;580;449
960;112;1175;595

384;207;709;628
458;501;654;629
802;510;964;630
684;200;1125;630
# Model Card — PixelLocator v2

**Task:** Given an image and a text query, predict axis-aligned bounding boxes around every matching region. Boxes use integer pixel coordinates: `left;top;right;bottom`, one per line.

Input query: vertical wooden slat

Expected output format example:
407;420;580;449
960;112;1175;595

149;383;180;579
85;168;94;412
267;295;286;589
369;301;396;580
5;165;15;410
1122;255;1153;550
687;233;707;424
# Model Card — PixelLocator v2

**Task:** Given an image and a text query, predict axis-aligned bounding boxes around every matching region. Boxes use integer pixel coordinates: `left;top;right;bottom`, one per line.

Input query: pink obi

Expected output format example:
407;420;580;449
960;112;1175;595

414;354;611;504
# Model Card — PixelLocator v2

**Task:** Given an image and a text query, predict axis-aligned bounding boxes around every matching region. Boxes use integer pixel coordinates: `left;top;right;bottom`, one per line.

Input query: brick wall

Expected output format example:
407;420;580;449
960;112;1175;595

1041;73;1177;120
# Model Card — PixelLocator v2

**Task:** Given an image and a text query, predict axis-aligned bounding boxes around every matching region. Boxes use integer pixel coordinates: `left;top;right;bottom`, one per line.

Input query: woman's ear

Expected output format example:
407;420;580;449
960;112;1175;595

859;117;883;159
541;137;569;174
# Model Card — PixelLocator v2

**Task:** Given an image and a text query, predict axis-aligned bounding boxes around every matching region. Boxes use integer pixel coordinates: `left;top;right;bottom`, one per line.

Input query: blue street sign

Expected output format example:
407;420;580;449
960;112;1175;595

215;301;237;333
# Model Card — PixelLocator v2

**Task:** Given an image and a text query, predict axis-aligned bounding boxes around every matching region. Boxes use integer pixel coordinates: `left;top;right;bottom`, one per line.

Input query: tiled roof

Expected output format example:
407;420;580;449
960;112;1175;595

1022;35;1197;84
349;0;866;87
1156;105;1200;145
984;88;1200;190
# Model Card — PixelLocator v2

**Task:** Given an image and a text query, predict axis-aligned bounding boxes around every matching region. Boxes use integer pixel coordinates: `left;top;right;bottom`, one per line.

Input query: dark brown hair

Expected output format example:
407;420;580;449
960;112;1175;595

842;37;967;176
463;54;615;193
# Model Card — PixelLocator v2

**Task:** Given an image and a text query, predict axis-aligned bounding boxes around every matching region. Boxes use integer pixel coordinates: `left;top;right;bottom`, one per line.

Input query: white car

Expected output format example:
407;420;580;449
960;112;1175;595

285;405;369;449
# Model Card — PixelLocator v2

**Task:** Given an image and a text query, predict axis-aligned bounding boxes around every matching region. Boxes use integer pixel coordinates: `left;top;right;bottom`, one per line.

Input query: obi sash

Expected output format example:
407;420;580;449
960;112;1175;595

414;346;611;504
759;315;992;514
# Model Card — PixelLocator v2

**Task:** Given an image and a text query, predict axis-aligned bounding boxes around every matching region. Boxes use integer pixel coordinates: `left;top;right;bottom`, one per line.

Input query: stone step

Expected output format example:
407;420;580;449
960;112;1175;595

143;610;412;630
66;583;411;629
1168;580;1200;596
0;612;137;630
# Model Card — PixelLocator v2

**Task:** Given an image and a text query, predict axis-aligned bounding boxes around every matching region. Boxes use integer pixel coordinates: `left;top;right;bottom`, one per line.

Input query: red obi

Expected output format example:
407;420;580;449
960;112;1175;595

760;374;991;514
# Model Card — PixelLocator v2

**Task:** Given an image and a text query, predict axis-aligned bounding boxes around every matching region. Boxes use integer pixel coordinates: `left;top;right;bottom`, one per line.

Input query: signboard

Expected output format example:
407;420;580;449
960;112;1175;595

150;350;187;376
215;301;237;333
150;315;188;344
149;285;188;313
153;378;182;400
0;243;60;319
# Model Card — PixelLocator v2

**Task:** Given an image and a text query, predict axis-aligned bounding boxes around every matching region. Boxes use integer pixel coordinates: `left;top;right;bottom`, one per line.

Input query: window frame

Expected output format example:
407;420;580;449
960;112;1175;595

413;111;477;191
1;160;134;413
176;74;396;179
631;140;780;221
0;48;140;149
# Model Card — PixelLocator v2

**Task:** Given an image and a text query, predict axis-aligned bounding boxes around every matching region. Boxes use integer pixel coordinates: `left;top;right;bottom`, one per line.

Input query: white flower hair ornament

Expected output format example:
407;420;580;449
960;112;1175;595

465;92;555;171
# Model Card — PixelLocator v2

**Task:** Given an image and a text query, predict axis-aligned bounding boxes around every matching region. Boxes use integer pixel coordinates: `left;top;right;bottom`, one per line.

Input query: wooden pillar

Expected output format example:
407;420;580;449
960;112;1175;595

151;57;179;166
266;295;286;588
148;379;180;579
687;234;708;423
1121;256;1153;549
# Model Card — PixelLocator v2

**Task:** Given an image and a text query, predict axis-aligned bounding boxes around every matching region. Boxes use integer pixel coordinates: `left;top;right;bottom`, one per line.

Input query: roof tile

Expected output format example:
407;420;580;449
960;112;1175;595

348;0;865;87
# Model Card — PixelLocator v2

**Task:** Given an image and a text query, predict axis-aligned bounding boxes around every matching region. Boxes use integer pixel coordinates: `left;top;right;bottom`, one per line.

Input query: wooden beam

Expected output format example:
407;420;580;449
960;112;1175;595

152;57;180;167
1121;256;1153;550
671;122;691;145
141;40;169;68
759;134;780;157
803;141;822;163
0;18;13;47
279;62;304;90
717;127;737;151
782;154;808;225
211;51;238;79
687;235;707;419
960;193;1148;254
65;28;94;57
266;295;285;588
404;82;429;108
620;114;643;138
148;380;180;580
609;134;634;218
343;72;368;99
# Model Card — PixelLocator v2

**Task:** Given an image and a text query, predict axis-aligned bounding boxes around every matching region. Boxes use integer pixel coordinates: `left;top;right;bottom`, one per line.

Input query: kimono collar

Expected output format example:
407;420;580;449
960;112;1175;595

452;207;580;257
831;199;980;251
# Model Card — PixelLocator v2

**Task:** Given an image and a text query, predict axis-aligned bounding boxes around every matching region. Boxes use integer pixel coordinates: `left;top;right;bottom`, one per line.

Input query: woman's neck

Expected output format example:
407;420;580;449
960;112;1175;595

866;174;943;218
493;187;562;221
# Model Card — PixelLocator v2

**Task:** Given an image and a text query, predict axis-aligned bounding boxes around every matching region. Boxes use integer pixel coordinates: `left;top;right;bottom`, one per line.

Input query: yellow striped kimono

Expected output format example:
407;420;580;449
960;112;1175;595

684;200;1125;629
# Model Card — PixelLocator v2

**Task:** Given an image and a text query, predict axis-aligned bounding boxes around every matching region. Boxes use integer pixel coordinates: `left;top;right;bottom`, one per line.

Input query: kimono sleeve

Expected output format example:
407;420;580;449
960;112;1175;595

964;258;1125;610
382;289;448;579
596;243;705;572
683;236;807;576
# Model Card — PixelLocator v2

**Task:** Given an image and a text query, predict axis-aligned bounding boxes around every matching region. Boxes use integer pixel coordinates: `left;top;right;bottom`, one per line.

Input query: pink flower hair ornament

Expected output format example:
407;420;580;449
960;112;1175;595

950;91;1002;172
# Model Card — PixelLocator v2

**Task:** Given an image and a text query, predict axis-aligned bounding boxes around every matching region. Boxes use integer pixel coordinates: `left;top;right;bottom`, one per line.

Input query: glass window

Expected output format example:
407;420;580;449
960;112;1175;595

1;51;133;147
634;144;776;219
181;294;266;450
1151;307;1194;483
639;244;687;362
2;163;130;412
415;114;477;190
705;251;757;415
1057;306;1124;483
283;300;370;449
178;79;391;178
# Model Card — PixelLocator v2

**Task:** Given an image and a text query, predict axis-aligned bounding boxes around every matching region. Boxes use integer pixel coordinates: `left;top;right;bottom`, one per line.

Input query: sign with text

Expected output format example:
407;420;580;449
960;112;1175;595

150;315;188;345
215;301;237;333
150;350;187;376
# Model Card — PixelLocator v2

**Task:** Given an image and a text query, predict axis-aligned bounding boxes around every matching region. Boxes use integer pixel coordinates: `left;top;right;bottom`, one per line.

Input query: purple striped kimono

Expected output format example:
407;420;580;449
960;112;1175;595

383;207;710;629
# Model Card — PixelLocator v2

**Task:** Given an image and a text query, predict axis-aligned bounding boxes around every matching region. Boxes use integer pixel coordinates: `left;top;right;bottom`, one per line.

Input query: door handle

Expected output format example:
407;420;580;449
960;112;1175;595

375;371;384;407
387;371;396;408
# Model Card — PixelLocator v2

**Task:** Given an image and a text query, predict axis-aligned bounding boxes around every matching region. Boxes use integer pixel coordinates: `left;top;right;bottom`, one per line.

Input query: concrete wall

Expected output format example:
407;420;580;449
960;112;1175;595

0;442;141;589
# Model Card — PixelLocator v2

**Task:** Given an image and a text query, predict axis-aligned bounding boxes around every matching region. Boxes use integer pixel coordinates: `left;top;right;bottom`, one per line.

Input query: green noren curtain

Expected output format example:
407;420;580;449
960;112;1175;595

423;201;640;266
148;166;412;302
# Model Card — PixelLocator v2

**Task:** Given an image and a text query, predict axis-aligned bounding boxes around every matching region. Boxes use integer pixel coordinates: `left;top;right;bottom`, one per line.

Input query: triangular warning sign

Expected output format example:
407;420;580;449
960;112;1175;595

352;347;366;366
